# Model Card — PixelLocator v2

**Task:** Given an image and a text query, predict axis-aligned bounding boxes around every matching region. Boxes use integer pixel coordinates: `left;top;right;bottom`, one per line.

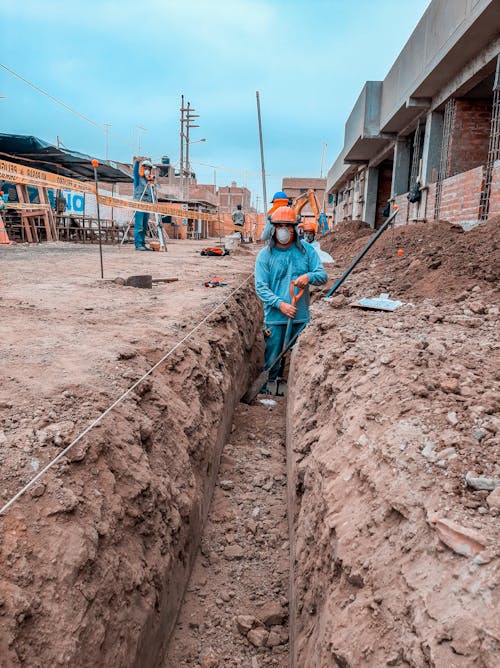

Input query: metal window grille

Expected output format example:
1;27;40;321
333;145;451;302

479;55;500;220
434;98;456;219
410;123;424;187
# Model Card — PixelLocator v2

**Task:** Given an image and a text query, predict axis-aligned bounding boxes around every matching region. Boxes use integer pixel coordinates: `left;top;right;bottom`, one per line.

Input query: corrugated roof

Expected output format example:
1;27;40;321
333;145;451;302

0;134;132;183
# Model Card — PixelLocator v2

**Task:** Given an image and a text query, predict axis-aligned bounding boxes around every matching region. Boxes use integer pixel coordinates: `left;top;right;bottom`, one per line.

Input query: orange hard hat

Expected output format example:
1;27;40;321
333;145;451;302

301;221;318;234
271;206;298;224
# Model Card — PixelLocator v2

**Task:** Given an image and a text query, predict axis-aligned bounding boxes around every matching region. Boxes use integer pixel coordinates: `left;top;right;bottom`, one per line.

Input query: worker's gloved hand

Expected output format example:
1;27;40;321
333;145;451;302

294;274;310;289
279;302;297;318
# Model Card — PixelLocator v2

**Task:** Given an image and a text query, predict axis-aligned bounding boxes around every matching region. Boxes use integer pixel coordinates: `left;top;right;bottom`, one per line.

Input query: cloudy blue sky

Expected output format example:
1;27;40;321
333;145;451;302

1;0;430;206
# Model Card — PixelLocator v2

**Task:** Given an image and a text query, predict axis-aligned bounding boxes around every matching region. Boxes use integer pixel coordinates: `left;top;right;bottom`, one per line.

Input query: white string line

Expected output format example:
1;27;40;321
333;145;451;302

0;273;253;517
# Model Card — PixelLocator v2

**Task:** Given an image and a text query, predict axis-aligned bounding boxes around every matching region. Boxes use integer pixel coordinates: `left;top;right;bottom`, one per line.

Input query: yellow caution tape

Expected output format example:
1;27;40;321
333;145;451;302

0;158;216;221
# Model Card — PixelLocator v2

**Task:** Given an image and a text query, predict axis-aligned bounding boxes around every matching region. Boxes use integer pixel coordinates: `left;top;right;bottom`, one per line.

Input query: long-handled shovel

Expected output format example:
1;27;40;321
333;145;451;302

241;281;304;404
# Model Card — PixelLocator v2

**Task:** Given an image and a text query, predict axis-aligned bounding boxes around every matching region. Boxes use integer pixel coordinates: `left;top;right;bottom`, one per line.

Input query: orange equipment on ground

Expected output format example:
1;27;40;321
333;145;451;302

0;215;11;244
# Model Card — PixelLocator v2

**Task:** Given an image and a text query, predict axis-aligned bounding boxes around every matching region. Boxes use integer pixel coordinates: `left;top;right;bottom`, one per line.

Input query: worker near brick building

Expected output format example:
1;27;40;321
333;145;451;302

255;206;327;391
232;203;245;241
318;210;329;235
133;157;154;251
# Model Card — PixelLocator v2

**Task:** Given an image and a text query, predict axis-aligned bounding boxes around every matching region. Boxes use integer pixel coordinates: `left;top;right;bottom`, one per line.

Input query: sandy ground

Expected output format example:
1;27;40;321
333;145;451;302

288;218;499;667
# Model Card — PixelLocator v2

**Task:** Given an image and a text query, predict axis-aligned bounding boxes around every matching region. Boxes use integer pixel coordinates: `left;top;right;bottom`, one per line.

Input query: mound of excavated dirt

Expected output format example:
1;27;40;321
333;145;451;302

322;216;499;299
288;219;499;666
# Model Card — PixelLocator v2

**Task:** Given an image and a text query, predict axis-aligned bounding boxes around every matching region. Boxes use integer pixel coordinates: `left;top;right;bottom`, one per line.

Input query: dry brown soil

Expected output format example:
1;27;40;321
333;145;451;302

1;216;499;668
288;217;499;667
0;239;260;667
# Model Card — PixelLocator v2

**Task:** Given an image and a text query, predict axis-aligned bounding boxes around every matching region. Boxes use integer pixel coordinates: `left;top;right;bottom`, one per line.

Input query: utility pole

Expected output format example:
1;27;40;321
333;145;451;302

179;94;185;201
179;96;201;203
320;142;328;178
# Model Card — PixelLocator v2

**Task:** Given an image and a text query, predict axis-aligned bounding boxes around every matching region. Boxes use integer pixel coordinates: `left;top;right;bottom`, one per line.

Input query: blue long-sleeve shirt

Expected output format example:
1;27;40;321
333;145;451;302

133;161;153;202
255;241;327;325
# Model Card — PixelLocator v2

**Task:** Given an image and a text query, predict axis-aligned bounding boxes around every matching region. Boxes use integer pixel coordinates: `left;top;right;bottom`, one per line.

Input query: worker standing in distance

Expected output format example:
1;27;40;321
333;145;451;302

133;157;154;251
261;190;289;241
318;210;329;235
255;206;327;392
232;203;245;241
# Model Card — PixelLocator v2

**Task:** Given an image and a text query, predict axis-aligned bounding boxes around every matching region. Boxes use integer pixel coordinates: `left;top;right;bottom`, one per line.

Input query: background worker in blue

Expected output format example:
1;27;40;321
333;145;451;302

255;206;327;388
261;190;289;241
318;210;329;235
133;158;154;251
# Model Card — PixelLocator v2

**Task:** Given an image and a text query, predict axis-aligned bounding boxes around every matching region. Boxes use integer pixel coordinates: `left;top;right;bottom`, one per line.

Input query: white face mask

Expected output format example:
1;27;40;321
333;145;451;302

275;227;291;244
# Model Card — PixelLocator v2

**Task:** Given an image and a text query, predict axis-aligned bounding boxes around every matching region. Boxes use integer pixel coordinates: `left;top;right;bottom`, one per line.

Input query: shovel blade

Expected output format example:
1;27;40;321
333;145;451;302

241;369;269;405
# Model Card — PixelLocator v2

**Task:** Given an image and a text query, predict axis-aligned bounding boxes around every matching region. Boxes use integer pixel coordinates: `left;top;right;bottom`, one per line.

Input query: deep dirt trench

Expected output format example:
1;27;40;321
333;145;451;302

1;220;498;667
164;399;289;668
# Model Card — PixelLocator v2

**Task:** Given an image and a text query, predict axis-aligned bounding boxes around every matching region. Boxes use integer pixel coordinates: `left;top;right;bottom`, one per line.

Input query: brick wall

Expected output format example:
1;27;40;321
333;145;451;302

394;193;409;226
448;99;491;176
439;165;483;222
488;161;500;217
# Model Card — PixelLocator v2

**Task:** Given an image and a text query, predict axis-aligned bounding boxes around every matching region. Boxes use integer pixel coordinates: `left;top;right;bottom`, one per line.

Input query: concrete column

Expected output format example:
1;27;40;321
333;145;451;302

391;138;411;196
421;111;444;185
363;167;379;229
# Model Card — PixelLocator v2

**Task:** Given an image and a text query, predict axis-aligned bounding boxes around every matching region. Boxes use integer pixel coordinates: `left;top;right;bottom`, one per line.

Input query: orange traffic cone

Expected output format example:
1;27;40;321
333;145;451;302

0;214;11;244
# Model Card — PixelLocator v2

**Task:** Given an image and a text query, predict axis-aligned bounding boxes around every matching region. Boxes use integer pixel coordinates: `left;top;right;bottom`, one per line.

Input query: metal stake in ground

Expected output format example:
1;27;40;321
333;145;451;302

91;158;104;279
256;91;268;219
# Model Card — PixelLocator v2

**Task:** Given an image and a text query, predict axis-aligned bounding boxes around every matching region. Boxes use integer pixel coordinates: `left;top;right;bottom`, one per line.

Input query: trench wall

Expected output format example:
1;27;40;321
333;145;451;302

0;289;262;668
286;303;498;668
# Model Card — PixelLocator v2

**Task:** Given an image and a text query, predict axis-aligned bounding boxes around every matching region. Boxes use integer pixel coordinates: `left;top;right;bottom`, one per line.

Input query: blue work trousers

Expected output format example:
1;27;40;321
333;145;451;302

264;322;305;382
134;211;150;248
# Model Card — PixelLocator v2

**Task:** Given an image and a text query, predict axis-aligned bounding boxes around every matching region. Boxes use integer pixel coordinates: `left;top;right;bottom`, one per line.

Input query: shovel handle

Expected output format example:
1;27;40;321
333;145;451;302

290;280;304;305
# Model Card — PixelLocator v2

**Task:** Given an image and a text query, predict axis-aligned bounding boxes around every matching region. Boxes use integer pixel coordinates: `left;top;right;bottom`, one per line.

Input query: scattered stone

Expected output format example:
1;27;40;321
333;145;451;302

219;480;235;491
465;472;499;491
223;544;244;561
380;355;392;365
236;615;259;635
252;507;261;519
356;434;369;447
199;648;218;668
469;301;487;315
327;294;347;309
266;630;282;647
256;601;286;627
247;628;269;647
30;482;46;498
447;411;458;426
486;488;500;510
430;517;487;558
439;378;460;394
246;519;257;535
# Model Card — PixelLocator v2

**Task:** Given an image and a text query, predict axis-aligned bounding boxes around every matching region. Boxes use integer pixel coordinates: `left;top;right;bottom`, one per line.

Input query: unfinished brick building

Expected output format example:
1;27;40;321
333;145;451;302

327;0;500;229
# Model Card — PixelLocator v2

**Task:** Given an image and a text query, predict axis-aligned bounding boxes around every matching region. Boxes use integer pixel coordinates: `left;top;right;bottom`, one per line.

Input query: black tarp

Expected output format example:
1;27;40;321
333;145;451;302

0;134;132;183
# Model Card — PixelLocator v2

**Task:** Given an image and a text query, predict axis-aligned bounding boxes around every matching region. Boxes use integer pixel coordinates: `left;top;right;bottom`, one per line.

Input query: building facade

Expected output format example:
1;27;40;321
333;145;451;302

327;0;500;228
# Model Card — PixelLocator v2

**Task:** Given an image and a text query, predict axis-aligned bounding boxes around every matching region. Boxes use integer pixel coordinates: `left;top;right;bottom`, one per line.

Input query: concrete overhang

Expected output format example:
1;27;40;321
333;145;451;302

380;0;500;132
326;147;357;194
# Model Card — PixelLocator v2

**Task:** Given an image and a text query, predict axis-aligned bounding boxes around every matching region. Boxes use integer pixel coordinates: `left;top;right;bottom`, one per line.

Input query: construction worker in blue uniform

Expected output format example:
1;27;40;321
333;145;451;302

133;158;154;250
318;211;329;235
261;190;290;241
255;206;327;390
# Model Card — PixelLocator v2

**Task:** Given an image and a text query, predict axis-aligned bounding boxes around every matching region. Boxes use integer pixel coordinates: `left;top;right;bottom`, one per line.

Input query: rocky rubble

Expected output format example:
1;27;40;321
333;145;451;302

165;402;289;668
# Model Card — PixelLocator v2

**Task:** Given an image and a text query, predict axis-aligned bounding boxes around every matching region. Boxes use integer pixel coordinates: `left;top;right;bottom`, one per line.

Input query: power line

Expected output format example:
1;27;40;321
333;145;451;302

0;62;136;151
